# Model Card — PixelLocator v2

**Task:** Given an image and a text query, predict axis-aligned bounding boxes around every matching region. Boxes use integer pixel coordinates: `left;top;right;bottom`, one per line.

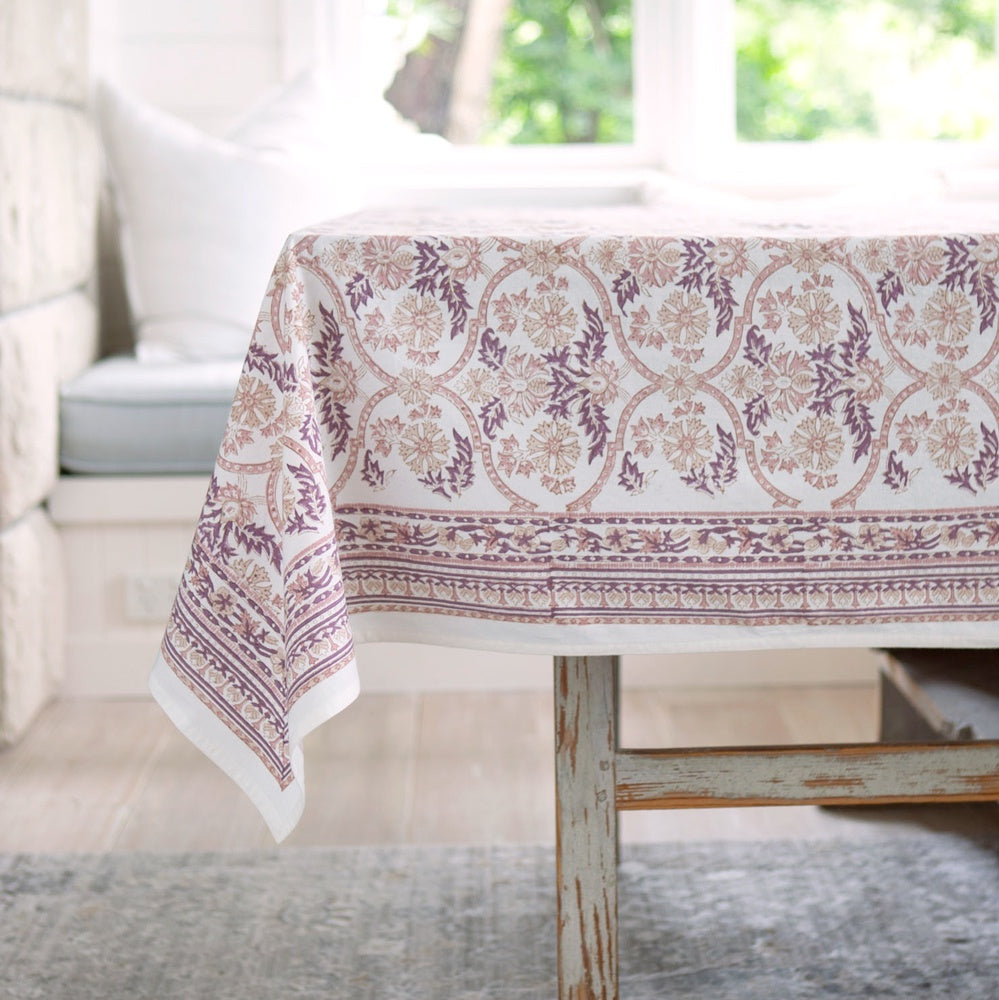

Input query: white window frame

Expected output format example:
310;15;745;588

652;0;999;197
315;0;999;199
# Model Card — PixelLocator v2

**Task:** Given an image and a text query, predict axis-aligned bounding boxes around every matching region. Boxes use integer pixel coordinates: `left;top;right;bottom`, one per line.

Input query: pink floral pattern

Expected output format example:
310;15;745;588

160;206;999;790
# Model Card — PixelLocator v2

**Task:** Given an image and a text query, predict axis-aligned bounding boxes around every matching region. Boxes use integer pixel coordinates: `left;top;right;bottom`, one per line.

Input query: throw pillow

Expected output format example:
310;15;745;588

96;79;364;362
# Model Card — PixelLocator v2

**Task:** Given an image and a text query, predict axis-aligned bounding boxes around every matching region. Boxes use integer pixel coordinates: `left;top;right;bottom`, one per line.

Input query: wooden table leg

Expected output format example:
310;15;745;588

554;655;620;1000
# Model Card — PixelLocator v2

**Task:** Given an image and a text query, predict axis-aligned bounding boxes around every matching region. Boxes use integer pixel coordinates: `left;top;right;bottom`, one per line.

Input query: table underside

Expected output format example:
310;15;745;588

553;653;999;999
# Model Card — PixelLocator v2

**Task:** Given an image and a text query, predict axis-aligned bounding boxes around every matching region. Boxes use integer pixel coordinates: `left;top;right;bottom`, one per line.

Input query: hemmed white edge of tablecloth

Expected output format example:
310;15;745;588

347;614;999;656
149;651;360;843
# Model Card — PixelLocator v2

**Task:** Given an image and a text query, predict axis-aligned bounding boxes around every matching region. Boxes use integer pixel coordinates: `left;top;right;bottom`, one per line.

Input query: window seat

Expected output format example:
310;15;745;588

59;355;239;475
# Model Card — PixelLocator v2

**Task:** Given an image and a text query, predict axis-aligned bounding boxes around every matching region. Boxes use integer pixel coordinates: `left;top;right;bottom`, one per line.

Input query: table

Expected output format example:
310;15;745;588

151;201;999;998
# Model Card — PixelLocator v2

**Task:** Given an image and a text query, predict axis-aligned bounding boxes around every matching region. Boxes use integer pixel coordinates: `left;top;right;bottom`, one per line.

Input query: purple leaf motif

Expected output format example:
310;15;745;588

445;431;475;495
973;423;999;492
843;301;872;363
808;343;839;418
618;451;647;494
883;450;910;492
480;397;507;439
709;426;738;491
440;273;472;340
546;346;575;419
286;461;327;529
743;393;771;436
943;237;998;334
418;430;475;499
842;395;874;462
579;395;611;464
478;327;507;371
361;450;388;489
322;401;352;458
970;268;998;335
877;270;904;314
413;240;442;294
809;301;874;462
612;269;639;312
300;413;322;457
743;325;772;369
285;563;335;618
544;302;612;464
317;302;344;364
346;272;373;316
414;239;470;340
679;239;736;335
680;466;713;496
246;342;297;394
706;270;735;335
681;427;739;497
232;522;282;570
580;301;608;363
946;465;976;493
286;511;311;535
310;302;353;457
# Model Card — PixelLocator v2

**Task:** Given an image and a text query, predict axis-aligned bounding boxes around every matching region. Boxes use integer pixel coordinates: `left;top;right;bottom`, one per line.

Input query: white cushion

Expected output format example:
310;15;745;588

60;356;241;474
228;71;342;160
229;70;447;164
96;79;364;362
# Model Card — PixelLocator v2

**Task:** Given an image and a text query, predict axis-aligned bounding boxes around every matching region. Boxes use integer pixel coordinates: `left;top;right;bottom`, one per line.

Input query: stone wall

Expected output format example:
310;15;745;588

0;0;100;743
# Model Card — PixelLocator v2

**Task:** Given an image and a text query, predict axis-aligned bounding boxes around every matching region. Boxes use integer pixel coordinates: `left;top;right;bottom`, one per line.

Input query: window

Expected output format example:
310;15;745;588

735;0;999;143
319;0;999;196
382;0;634;146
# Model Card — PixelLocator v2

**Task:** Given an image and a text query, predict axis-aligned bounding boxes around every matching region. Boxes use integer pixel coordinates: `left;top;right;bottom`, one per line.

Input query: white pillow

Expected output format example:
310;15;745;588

96;79;365;362
228;71;343;160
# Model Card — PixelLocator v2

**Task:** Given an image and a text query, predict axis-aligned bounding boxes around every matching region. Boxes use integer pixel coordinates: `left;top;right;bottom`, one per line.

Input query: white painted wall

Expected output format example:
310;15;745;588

90;0;316;133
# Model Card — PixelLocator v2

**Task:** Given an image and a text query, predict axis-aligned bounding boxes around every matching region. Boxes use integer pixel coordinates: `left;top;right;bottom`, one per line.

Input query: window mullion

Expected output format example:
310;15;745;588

635;0;734;178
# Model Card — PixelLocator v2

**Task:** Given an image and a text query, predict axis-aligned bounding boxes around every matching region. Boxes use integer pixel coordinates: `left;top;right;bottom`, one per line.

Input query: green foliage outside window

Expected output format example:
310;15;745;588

736;0;999;141
384;0;632;144
485;0;633;144
386;0;998;145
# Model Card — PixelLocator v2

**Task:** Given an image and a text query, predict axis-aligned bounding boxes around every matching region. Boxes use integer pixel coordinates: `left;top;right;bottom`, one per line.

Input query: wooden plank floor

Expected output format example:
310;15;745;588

1;683;997;853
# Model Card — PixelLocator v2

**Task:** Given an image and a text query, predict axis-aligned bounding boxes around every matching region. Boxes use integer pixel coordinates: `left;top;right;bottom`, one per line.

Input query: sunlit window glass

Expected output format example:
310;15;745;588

735;0;999;142
383;0;633;145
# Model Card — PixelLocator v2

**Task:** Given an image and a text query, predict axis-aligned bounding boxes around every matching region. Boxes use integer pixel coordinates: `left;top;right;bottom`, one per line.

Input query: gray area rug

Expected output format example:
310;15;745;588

2;836;997;999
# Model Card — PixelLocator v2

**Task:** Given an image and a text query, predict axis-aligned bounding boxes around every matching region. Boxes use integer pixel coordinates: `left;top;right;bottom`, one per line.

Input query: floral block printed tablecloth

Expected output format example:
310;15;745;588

151;202;999;838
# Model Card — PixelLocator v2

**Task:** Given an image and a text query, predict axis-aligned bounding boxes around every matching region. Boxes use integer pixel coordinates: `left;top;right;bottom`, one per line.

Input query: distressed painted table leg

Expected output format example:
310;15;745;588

555;655;620;1000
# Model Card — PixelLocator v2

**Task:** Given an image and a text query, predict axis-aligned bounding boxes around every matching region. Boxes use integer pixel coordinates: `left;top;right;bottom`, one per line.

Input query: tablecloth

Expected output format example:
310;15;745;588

150;201;999;839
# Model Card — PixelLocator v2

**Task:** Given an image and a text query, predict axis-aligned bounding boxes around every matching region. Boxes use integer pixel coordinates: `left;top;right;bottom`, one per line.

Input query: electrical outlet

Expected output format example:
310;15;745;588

123;573;181;623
